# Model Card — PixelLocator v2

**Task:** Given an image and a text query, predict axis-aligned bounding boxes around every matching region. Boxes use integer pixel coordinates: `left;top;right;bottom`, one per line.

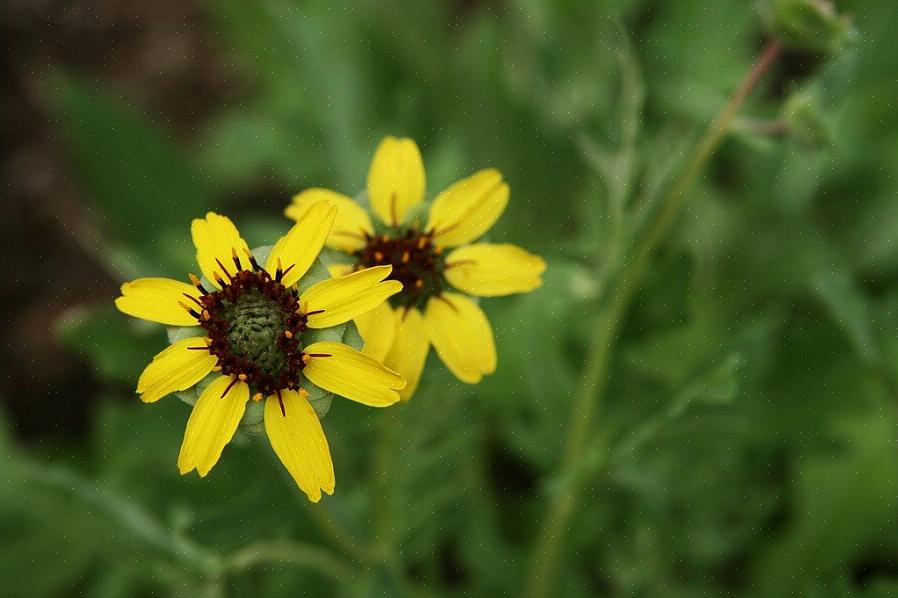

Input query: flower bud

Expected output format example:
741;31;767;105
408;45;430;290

762;0;855;54
782;88;831;148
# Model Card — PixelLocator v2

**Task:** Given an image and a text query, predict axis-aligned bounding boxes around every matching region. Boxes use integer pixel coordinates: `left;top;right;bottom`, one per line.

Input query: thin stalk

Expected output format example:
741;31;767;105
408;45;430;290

523;39;783;598
275;465;369;564
372;409;401;559
225;540;355;581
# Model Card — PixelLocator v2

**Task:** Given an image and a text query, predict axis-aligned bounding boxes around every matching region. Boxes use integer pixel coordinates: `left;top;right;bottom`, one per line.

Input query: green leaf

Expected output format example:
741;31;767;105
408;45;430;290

812;257;879;364
57;307;165;386
51;73;209;273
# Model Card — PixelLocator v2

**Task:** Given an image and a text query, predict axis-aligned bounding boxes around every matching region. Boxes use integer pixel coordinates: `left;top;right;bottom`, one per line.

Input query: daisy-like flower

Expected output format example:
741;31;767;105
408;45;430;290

114;206;406;501
285;136;546;400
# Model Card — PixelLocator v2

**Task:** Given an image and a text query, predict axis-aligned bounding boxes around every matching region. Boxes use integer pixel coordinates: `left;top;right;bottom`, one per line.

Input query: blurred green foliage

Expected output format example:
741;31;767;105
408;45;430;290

5;0;898;595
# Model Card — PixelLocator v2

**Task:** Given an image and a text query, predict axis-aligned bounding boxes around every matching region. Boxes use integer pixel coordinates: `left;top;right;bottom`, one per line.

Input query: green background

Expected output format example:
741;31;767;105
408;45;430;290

3;0;898;595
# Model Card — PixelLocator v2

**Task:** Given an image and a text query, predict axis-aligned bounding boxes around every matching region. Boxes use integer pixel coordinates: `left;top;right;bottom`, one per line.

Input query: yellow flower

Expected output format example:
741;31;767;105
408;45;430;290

114;208;406;501
285;136;546;400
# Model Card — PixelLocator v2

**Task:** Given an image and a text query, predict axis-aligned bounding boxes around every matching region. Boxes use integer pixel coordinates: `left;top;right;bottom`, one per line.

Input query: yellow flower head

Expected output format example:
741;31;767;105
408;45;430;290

114;207;406;501
285;136;546;400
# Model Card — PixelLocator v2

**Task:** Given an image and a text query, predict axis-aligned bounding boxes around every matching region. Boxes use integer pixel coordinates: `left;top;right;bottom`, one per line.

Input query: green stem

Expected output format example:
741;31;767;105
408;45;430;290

225;540;355;581
275;463;369;564
373;409;400;559
523;39;783;598
297;485;370;565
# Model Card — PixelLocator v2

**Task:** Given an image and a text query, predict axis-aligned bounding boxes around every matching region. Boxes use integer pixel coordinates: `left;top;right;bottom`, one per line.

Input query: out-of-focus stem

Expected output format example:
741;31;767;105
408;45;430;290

524;39;783;598
373;409;400;558
226;540;354;580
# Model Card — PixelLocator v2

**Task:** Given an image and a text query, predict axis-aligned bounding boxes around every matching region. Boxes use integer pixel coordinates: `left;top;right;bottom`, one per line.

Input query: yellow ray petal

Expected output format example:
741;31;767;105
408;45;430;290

300;266;402;329
354;301;397;363
191;212;252;288
444;244;546;297
115;277;201;326
303;341;405;407
383;307;430;401
136;337;218;403
327;263;355;278
264;391;335;503
424;293;496;384
285;188;374;253
177;375;249;476
366;136;425;226
425;169;509;247
265;202;337;288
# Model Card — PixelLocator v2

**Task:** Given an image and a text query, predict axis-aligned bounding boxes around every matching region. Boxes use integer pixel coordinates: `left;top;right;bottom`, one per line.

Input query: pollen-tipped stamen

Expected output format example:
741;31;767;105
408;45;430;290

220;376;240;399
215;258;234;282
243;248;262;272
189;273;209;294
178;301;202;320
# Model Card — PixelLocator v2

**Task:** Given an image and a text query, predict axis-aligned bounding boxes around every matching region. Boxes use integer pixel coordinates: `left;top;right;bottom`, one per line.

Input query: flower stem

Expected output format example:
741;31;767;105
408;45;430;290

225;540;355;581
373;409;400;558
523;39;782;598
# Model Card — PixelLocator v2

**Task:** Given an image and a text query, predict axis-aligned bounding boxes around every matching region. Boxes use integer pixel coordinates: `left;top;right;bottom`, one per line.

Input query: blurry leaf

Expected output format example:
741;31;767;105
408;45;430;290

753;413;898;593
610;354;743;467
58;306;165;385
812;258;879;364
52;74;209;274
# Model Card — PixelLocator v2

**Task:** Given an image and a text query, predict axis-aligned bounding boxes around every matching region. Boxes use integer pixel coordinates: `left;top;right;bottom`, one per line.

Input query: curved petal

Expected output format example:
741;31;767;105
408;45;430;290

136;337;218;403
425;169;509;247
424;293;496;384
265;202;337;288
303;341;404;407
354;301;397;363
444;244;546;297
300;266;402;329
115;277;201;326
286;188;374;253
177;375;249;476
264;391;335;503
191;213;252;288
383;308;430;401
366;136;425;226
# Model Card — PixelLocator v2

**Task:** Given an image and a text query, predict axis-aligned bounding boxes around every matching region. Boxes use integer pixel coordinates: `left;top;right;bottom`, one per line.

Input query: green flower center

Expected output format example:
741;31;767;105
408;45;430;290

192;266;309;398
221;290;289;378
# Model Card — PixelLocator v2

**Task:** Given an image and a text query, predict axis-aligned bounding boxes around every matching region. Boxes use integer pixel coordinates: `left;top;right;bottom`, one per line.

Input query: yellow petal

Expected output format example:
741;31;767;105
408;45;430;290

285;188;374;253
444;244;546;297
300;266;402;329
264;391;335;503
425;169;509;247
366;136;425;226
191;213;252;288
383;308;430;401
265;202;337;288
303;341;404;407
327;263;355;278
354;301;397;363
136;337;218;403
177;375;249;476
424;293;496;384
115;278;200;326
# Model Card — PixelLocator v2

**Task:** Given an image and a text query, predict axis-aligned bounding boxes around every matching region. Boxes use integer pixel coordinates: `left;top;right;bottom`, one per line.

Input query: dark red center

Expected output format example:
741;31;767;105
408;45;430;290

354;228;445;308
